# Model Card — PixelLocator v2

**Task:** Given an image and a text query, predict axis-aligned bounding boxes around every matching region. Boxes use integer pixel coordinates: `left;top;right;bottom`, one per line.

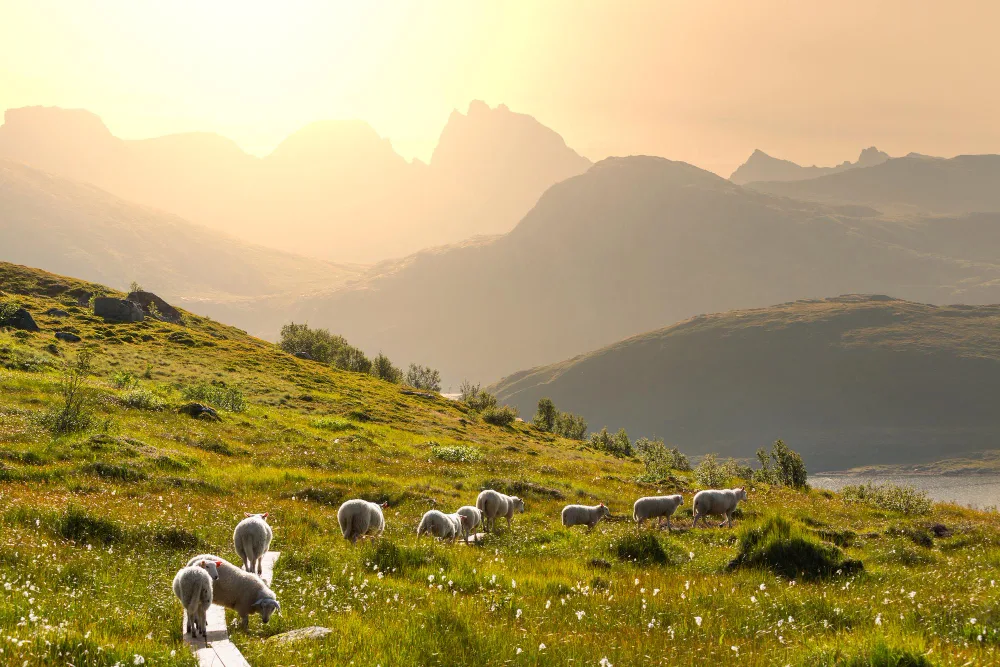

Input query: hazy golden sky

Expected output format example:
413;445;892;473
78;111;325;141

1;0;998;175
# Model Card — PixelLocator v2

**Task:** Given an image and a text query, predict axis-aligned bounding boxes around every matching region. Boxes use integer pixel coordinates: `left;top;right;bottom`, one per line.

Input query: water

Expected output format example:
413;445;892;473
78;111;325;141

811;473;1000;510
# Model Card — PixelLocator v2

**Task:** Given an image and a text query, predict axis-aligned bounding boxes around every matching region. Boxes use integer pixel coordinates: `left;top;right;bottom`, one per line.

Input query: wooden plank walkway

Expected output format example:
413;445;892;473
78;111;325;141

182;552;280;667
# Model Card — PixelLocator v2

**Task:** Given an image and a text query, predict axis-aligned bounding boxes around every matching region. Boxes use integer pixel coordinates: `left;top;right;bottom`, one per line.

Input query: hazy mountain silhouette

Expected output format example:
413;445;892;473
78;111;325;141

0;103;590;262
488;295;1000;471
746;154;1000;213
289;156;1000;385
0;159;361;326
729;146;889;184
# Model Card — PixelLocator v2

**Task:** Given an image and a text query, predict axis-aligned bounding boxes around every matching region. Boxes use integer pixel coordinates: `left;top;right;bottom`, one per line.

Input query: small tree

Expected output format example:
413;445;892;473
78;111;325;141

371;353;403;384
336;345;372;374
634;438;691;480
755;439;807;488
554;411;587;440
458;381;499;412
590;427;632;458
695;453;727;488
533;398;558;432
405;364;441;392
46;350;95;435
129;281;144;294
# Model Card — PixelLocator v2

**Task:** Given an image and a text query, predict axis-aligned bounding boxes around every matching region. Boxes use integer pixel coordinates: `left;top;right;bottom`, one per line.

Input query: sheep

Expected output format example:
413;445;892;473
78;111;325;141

186;554;281;629
172;559;221;639
475;489;525;533
455;505;483;541
692;487;748;528
233;512;272;575
561;503;612;530
416;509;468;543
633;494;684;531
337;499;388;544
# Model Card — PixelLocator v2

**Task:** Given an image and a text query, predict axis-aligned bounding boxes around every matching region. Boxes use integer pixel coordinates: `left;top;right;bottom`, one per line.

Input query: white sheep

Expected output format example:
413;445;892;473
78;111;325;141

476;490;525;533
337;499;388;544
455;505;483;541
172;559;221;639
692;487;748;528
233;512;273;575
561;503;612;529
633;494;684;530
416;509;468;543
186;554;280;629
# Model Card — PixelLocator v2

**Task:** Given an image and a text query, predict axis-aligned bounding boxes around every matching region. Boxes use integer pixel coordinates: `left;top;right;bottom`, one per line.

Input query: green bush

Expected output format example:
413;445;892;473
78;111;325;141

755;439;808;488
181;382;247;412
120;387;168;411
459;381;499;412
590;427;632;458
371;352;403;383
405;364;441;392
728;515;863;580
482;405;518;427
279;322;372;372
840;482;932;515
431;444;482;463
533;398;587;439
634;437;690;481
312;417;356;432
43;350;95;435
695;453;749;488
109;370;138;389
533;398;558;431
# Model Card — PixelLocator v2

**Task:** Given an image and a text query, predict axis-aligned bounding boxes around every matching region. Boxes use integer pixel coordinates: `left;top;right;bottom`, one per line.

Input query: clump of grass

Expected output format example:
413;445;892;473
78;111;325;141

803;639;933;666
0;344;54;372
431;443;482;463
150;526;200;550
192;436;236;456
283;486;343;506
481;405;517;427
728;515;863;580
57;506;124;546
841;482;932;515
613;533;674;565
120;387;168;411
109;370;138;389
83;461;147;482
312;416;356;432
365;540;429;574
181;382;247;412
480;478;565;499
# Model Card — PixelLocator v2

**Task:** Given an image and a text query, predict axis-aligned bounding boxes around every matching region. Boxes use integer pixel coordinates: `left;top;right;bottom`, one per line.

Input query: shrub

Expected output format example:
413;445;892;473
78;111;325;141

84;461;147;482
181;382;247;412
482;405;517;427
533;398;558;431
405;364;441;392
728;515;863;580
312;417;356;432
279;322;371;372
840;482;932;515
44;350;95;435
0;346;54;372
634;437;690;480
695;453;749;487
613;533;674;565
431;444;482;463
57;507;124;546
554;411;587;439
120;387;167;411
590;427;632;458
371;353;403;383
109;370;138;389
755;439;808;488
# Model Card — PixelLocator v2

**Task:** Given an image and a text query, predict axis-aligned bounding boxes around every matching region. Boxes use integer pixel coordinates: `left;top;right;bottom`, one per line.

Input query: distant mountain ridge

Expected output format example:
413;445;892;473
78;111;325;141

488;295;1000;471
729;146;889;184
0;102;590;262
289;155;1000;386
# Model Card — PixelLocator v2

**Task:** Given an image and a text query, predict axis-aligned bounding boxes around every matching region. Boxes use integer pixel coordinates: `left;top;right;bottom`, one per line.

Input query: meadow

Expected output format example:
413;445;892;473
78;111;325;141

1;262;999;666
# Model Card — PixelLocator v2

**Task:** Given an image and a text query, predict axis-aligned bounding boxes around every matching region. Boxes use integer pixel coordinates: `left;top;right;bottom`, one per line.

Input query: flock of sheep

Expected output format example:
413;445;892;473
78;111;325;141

172;488;749;638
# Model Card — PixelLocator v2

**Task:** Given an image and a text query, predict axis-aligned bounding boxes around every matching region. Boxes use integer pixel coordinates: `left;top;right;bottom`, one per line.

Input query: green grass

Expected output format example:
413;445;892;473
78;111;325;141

1;261;999;665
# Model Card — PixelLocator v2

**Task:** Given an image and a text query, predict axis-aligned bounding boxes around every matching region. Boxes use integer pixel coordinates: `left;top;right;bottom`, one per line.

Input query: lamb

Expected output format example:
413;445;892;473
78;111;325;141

455;505;483;541
416;509;468;543
337;499;388;544
186;554;281;629
692;487;748;528
172;559;221;639
561;503;612;529
233;512;273;575
475;489;525;533
633;494;684;531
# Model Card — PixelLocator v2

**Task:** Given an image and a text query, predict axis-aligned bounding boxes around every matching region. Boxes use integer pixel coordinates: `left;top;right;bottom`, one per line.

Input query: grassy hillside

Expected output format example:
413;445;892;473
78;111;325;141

2;263;1000;665
490;295;1000;471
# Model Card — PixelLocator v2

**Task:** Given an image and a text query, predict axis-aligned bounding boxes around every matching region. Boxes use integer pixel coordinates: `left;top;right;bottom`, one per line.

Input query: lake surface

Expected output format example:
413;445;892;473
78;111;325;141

811;473;1000;510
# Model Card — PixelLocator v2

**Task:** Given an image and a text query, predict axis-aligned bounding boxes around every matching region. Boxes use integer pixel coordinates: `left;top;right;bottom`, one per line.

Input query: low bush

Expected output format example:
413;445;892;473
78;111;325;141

590;427;632;458
109;370;138;389
120;387;168;411
755;439;808;488
481;405;517;427
431;444;482;463
695;453;750;488
728;515;863;580
840;482;932;515
371;353;403;384
43;350;96;435
181;382;247;412
406;364;441;392
312;417;356;432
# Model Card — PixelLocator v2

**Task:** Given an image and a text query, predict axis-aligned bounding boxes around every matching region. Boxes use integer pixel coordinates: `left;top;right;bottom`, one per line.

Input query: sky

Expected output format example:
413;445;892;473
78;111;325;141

1;0;998;175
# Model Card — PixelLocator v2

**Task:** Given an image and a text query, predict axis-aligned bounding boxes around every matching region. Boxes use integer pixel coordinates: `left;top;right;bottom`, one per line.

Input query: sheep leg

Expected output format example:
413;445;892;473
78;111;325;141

691;512;700;528
256;557;262;576
666;516;672;532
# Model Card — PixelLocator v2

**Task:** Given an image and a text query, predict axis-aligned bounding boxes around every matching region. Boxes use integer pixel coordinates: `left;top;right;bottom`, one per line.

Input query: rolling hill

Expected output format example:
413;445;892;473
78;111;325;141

746;154;1000;214
729;146;889;185
0;102;590;262
489;295;1000;471
290;155;1000;387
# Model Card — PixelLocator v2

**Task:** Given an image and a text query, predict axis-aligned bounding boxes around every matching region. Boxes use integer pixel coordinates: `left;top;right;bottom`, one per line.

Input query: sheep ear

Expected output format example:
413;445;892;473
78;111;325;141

215;560;223;567
262;512;269;519
244;512;252;518
381;501;389;508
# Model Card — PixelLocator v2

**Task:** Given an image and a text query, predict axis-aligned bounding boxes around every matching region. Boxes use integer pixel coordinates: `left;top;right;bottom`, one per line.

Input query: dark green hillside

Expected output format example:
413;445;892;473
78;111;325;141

491;295;1000;470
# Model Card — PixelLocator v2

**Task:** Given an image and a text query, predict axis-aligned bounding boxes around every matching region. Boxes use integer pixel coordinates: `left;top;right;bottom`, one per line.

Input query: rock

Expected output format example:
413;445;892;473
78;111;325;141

930;523;952;538
44;308;69;317
0;307;39;331
55;332;81;342
266;626;332;644
294;351;313;360
177;402;220;421
125;291;182;323
93;297;144;322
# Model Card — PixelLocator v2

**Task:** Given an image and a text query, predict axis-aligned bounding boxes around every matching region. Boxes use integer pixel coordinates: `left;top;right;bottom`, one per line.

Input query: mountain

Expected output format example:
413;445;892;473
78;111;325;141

0;159;362;331
289;156;1000;386
489;295;1000;471
746;154;1000;214
729;146;889;184
0;103;590;262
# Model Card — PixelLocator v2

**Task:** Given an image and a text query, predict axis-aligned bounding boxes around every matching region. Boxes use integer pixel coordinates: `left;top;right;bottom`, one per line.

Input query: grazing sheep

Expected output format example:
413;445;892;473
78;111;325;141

476;490;525;533
172;559;221;639
416;509;468;543
692;487;748;528
633;494;684;531
455;505;483;541
233;513;273;575
561;503;612;530
337;499;388;544
186;554;281;629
